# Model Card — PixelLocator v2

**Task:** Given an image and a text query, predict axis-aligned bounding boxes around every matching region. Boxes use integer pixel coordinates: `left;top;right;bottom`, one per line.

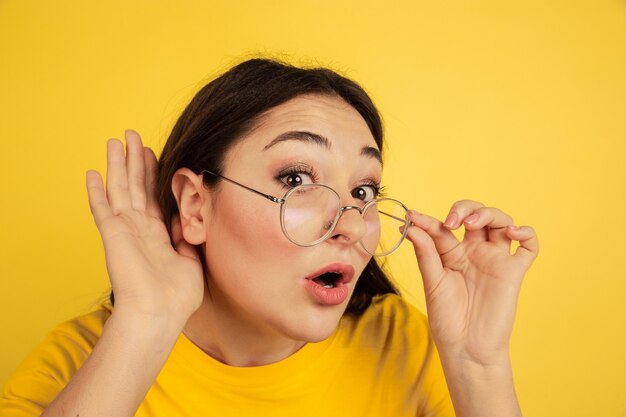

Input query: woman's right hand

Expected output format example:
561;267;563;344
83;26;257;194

86;130;204;324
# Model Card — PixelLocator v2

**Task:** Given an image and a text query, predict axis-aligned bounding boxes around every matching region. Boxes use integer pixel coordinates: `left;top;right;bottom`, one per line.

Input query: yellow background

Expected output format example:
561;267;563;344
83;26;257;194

1;1;625;415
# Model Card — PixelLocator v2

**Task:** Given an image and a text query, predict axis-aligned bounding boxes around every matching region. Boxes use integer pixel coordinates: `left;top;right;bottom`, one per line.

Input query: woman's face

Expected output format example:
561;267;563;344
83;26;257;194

201;94;382;343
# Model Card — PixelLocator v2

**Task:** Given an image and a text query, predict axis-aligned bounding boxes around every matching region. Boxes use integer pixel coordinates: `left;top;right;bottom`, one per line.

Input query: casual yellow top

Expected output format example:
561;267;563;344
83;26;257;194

1;294;454;416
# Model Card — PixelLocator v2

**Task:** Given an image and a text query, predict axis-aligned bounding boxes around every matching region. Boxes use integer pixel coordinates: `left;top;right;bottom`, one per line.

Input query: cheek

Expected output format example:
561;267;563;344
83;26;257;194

204;196;301;278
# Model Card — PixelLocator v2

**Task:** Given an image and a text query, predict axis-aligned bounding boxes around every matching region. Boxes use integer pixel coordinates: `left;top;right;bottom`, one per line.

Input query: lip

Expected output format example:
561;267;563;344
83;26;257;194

304;263;355;305
305;263;355;284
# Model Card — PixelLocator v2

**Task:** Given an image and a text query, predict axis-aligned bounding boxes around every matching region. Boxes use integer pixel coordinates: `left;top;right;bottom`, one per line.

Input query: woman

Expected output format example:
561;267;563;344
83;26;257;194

0;58;538;416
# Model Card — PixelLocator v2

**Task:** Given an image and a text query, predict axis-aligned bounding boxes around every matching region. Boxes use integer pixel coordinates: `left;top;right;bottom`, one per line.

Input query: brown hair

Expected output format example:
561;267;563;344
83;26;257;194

111;58;399;314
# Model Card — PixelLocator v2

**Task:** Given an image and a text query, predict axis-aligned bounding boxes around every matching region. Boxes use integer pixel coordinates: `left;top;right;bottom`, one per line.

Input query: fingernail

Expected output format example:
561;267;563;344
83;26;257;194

444;212;458;228
409;210;419;217
464;213;479;224
507;225;519;230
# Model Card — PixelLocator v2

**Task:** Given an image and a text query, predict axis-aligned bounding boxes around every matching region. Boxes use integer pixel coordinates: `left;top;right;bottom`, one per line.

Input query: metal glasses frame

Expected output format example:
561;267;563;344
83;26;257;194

201;170;411;256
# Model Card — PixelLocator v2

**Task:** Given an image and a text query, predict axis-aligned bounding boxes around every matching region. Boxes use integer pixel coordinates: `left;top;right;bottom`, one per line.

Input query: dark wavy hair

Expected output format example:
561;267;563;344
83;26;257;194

111;58;399;315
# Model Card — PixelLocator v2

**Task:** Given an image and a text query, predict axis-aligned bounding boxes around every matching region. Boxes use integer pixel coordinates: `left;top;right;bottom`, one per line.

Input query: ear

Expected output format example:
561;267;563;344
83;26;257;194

171;168;209;245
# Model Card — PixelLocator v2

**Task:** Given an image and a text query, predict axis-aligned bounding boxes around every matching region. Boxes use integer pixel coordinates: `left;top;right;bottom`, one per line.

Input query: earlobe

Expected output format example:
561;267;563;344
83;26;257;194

171;168;208;245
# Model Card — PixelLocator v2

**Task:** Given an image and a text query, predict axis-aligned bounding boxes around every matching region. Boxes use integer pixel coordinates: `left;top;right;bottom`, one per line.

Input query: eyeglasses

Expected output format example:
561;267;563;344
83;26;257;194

201;170;411;257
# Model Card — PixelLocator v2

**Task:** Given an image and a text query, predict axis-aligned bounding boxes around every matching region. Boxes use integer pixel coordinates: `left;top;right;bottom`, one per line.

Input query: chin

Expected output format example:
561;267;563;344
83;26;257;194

301;327;338;343
281;305;347;343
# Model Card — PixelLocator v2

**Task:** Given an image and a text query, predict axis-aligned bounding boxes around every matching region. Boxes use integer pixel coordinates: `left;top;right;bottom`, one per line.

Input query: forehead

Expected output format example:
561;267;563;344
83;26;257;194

233;94;379;155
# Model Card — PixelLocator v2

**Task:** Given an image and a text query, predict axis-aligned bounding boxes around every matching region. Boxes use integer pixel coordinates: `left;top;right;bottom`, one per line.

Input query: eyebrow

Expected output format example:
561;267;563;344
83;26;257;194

263;130;383;165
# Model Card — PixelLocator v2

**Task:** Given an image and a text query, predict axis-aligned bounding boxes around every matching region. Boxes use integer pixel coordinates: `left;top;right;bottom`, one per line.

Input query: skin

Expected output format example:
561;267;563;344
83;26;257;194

176;95;381;365
42;94;538;417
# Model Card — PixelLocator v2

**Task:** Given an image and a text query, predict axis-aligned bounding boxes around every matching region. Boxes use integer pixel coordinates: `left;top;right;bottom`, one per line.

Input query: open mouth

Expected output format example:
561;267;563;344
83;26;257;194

311;272;343;289
305;263;355;288
304;263;355;305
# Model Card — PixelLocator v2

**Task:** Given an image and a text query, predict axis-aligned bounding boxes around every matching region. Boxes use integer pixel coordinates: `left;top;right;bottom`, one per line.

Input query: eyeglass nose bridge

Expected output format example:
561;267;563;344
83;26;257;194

324;204;368;232
339;205;365;214
321;205;366;233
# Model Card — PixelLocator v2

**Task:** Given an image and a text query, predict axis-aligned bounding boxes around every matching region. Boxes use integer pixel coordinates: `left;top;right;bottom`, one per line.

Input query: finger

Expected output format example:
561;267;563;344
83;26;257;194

506;225;539;269
443;199;485;229
124;130;147;210
144;146;163;220
86;170;113;228
405;224;445;297
463;206;514;247
408;210;459;256
171;214;200;261
106;139;131;212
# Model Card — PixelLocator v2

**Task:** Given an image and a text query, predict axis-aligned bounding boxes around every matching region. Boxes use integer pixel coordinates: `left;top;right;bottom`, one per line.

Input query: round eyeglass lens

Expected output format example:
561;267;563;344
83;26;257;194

360;198;410;256
281;185;409;256
281;184;341;246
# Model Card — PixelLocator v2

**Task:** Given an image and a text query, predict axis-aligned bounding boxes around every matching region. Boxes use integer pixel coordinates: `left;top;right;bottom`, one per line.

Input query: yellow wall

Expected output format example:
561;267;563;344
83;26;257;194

1;1;625;415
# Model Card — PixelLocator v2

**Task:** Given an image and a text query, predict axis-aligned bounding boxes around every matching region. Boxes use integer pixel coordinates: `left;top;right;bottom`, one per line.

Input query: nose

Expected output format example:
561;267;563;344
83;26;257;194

328;205;367;246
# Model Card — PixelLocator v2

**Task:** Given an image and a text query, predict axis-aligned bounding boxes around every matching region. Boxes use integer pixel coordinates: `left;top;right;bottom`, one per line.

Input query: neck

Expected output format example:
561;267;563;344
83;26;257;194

183;283;306;367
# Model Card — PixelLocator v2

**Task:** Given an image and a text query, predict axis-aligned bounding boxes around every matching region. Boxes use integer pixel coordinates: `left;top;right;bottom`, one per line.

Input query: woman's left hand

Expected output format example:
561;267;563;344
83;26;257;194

406;200;538;366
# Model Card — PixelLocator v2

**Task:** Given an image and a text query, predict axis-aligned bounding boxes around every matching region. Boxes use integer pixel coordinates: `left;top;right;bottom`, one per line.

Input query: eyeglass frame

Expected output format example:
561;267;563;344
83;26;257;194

201;170;411;256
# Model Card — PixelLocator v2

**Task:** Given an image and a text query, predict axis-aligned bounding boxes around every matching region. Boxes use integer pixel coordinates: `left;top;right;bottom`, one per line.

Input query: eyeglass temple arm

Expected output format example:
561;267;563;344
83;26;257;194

378;210;410;224
201;170;284;204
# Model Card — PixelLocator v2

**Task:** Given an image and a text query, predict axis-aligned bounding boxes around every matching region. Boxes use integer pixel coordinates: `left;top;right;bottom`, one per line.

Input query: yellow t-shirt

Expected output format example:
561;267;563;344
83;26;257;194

1;294;454;416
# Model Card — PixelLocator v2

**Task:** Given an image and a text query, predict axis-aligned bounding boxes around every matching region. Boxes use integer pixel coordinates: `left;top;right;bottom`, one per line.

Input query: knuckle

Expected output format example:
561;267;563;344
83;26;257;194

451;199;484;212
422;217;444;234
129;172;145;184
480;206;513;224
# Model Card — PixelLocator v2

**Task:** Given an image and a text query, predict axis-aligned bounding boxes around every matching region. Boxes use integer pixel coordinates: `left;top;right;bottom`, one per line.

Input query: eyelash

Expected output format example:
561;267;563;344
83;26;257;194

367;183;386;198
274;164;319;188
274;164;384;198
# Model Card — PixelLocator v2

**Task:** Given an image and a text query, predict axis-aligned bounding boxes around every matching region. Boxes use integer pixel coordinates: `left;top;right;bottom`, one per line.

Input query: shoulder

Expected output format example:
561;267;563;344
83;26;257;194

0;302;112;415
334;294;454;415
368;292;428;322
50;301;112;349
337;293;431;350
36;302;112;373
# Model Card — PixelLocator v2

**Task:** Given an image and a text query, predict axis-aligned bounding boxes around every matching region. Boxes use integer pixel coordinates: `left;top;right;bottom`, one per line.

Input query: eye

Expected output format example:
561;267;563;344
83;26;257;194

280;172;314;188
351;185;378;203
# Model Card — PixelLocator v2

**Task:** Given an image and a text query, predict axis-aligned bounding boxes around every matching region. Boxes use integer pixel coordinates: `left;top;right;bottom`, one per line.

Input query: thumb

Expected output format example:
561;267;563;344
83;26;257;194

405;224;445;296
